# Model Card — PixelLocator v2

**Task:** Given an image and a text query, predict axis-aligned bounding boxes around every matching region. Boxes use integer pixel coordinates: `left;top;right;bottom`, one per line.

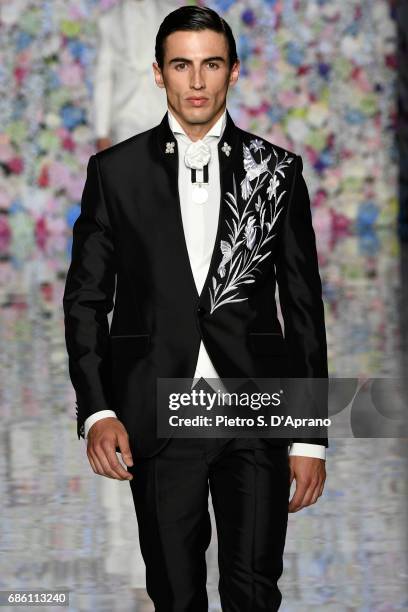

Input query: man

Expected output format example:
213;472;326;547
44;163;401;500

93;0;178;151
63;6;328;610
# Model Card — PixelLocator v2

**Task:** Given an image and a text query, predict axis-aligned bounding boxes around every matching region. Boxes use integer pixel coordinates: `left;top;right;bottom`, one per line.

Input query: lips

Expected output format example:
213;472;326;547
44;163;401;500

186;97;209;107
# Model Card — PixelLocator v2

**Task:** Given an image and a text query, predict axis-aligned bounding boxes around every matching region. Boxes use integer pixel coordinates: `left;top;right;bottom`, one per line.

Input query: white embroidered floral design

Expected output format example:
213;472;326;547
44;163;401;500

165;141;175;153
208;140;294;314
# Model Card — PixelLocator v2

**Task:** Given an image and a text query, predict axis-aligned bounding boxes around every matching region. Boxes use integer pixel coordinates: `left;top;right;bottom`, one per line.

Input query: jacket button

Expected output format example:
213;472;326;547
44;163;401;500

197;306;206;316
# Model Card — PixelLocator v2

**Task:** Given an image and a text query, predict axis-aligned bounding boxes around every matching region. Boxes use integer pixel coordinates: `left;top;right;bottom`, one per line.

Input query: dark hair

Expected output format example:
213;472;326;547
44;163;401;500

155;5;238;70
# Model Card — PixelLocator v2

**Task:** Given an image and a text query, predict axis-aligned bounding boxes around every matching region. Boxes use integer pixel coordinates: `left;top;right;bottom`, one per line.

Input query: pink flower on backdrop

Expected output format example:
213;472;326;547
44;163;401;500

47;217;67;236
267;125;292;150
330;165;342;179
0;217;11;239
77;146;95;164
45;196;59;214
321;24;336;41
66;175;86;200
313;189;328;208
353;67;372;93
277;90;298;108
48;160;71;189
0;142;14;162
331;210;351;233
366;134;382;152
59;63;83;87
313;207;332;234
69;5;86;19
35;216;49;242
340;148;354;160
100;0;117;9
56;127;69;139
40;282;54;303
62;135;76;152
14;66;28;86
305;146;319;165
44;234;67;253
8;157;24;174
38;165;49;188
250;70;267;88
0;218;12;251
237;113;251;131
17;48;32;67
247;101;270;117
274;0;283;17
0;189;12;208
314;221;332;259
385;54;396;70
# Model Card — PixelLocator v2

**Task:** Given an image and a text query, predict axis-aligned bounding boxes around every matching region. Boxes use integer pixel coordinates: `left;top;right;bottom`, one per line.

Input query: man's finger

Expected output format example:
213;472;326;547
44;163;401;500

88;449;112;477
103;443;133;480
309;482;322;505
288;478;311;512
299;480;321;508
94;443;124;479
289;475;325;511
117;434;134;468
87;452;98;475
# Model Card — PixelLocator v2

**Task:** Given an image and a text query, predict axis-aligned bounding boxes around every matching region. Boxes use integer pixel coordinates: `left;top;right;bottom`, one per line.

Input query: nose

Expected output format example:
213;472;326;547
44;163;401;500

190;67;205;90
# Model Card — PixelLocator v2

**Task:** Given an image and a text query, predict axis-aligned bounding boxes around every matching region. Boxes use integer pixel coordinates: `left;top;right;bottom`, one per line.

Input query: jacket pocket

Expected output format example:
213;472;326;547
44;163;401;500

109;333;150;357
248;332;287;356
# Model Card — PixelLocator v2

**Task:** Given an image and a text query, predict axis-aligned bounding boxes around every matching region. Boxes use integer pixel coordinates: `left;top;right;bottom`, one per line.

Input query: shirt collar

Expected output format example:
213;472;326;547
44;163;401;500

167;107;227;143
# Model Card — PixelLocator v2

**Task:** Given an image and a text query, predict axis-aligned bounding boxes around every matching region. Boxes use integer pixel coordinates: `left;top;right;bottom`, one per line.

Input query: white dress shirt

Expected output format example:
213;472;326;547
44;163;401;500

84;107;326;460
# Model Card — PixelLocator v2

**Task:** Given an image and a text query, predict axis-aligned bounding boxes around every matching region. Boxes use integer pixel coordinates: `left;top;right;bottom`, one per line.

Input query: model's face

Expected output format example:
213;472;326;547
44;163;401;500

153;29;239;139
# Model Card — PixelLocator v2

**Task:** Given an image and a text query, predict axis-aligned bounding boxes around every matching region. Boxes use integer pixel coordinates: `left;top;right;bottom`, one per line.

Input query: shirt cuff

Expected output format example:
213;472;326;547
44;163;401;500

84;410;118;439
289;443;326;460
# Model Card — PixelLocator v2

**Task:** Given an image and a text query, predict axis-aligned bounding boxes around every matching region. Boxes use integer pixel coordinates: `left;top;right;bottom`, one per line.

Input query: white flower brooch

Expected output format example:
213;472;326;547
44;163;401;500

221;141;232;156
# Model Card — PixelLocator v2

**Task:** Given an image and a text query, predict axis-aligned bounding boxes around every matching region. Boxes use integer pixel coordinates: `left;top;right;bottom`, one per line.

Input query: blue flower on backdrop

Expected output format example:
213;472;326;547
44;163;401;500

285;41;305;67
358;229;380;256
66;204;81;228
60;104;86;130
241;9;256;27
356;201;379;230
16;31;33;51
238;33;251;61
9;199;25;214
213;0;235;12
318;62;331;79
345;108;367;125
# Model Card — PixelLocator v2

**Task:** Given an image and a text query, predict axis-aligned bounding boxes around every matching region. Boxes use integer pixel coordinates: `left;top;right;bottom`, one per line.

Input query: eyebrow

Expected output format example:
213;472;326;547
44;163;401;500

168;56;226;65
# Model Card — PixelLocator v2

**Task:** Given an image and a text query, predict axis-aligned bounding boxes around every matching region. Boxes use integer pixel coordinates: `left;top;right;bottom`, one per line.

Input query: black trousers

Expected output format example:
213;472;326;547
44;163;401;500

128;434;290;611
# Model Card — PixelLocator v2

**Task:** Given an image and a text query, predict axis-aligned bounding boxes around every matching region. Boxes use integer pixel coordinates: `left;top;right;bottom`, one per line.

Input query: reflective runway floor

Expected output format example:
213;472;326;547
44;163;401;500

1;230;407;610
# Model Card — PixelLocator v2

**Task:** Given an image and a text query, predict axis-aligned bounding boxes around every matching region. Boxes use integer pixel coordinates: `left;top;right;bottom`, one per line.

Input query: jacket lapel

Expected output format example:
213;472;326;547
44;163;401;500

156;108;240;310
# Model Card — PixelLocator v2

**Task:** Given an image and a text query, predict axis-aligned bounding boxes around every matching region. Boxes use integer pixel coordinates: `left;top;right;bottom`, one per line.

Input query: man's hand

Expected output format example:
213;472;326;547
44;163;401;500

86;417;134;480
288;456;326;512
96;137;112;152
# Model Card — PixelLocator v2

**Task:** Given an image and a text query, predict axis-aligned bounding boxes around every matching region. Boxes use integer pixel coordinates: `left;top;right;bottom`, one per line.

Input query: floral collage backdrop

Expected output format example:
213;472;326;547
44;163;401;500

0;0;401;384
0;0;397;242
0;6;405;597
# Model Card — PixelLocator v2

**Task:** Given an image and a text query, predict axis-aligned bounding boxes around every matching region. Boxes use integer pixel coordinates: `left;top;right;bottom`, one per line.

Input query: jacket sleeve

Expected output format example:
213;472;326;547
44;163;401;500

63;154;116;439
275;154;329;448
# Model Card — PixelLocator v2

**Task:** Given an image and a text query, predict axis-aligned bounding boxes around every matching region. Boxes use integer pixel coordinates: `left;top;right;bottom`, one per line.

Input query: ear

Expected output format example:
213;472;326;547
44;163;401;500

152;62;165;88
229;60;240;86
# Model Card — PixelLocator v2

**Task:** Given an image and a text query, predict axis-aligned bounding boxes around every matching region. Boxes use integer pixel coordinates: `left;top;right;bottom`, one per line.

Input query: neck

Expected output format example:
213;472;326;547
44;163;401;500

168;105;226;141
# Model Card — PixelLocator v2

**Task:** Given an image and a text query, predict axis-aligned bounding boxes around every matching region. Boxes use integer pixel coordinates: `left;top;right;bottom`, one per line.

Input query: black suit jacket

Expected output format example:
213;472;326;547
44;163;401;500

63;109;329;457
